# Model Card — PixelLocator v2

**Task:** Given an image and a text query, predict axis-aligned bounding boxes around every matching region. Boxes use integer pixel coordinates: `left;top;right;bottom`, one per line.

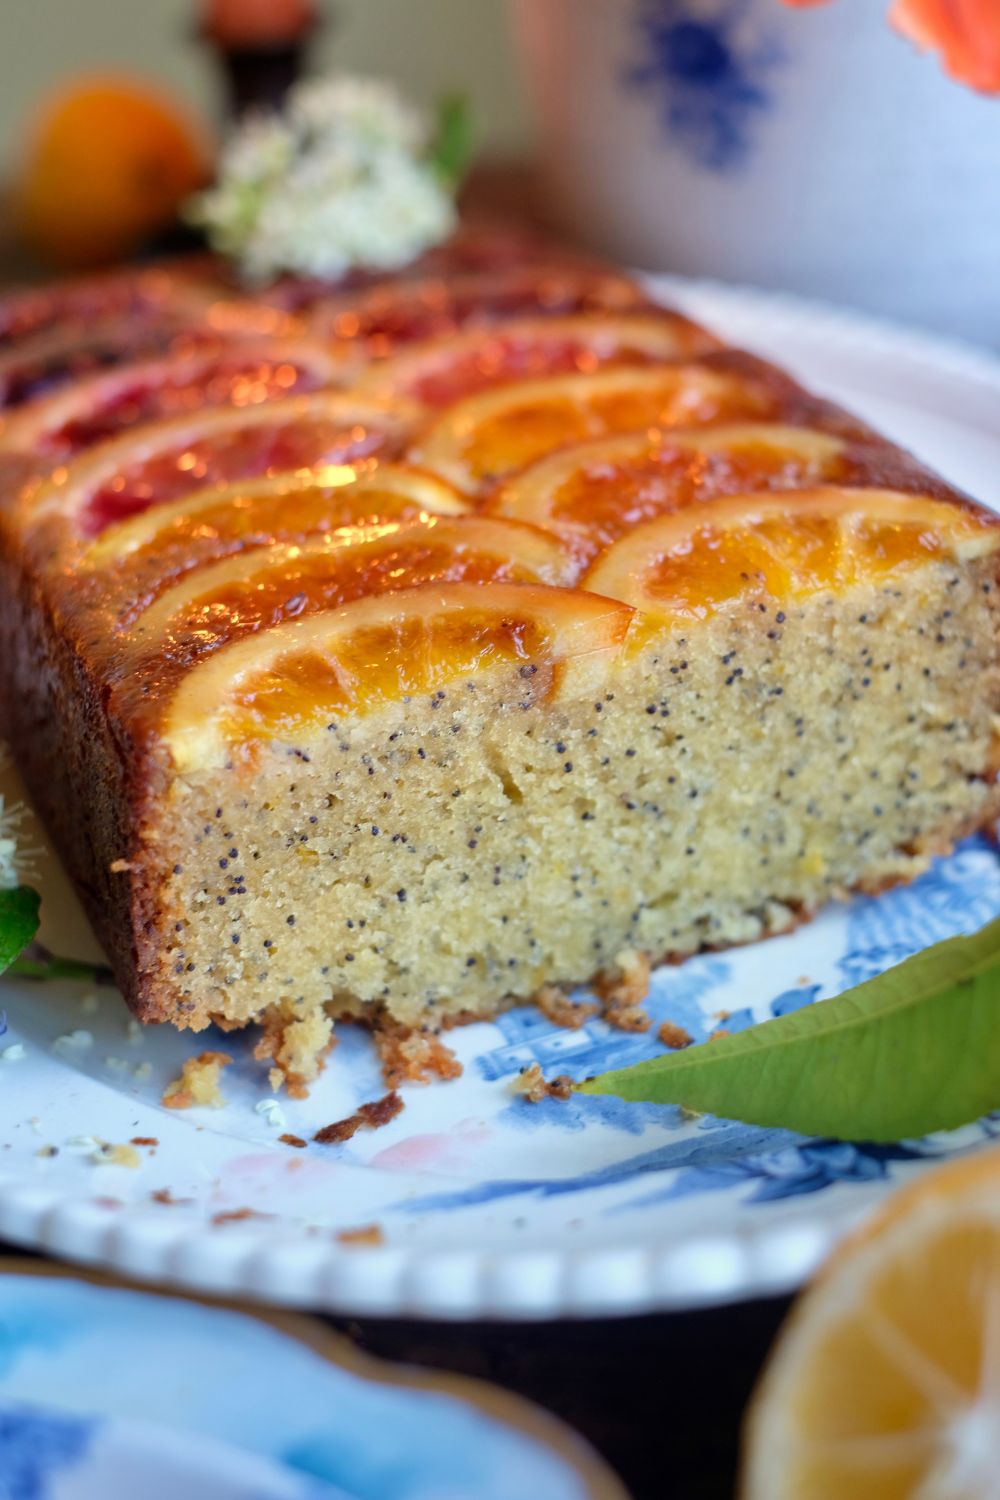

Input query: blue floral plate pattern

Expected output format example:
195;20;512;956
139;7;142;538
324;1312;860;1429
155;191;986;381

0;279;999;1319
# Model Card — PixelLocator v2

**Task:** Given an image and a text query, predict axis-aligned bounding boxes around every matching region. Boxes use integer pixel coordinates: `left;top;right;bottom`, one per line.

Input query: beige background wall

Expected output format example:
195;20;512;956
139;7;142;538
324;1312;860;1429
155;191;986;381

0;0;530;168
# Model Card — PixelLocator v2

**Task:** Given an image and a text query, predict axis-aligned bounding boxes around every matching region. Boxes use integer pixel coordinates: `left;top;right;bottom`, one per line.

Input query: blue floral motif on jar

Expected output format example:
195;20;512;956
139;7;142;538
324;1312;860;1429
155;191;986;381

626;0;783;171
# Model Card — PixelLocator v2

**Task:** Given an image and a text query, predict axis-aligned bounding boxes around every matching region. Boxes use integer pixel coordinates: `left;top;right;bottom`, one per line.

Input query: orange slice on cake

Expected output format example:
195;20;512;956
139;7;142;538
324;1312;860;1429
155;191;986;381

79;463;468;572
121;515;575;658
584;489;1000;631
307;266;652;348
351;311;721;405
0;262;216;348
0;337;342;457
0;314;222;414
21;391;422;541
488;424;853;558
161;582;633;771
408;364;793;495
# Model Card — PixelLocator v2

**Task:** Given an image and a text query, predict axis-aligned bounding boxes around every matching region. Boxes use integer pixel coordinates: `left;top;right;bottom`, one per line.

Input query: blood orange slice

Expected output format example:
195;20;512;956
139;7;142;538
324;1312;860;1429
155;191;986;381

0;316;222;413
0;337;341;458
0;262;216;348
584;489;1000;629
23;392;421;540
409;364;792;495
307;266;651;350
488;424;853;557
351;311;721;405
254;224;594;313
161;582;633;770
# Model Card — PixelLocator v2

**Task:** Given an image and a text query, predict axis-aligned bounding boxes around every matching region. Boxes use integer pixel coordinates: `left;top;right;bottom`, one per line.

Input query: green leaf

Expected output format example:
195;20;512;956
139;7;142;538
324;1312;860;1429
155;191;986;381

580;917;1000;1142
0;887;41;976
429;92;477;188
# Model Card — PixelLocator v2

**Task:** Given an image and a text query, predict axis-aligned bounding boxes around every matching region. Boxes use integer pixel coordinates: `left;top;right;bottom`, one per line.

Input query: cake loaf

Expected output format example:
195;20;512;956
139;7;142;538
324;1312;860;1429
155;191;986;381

2;233;998;1091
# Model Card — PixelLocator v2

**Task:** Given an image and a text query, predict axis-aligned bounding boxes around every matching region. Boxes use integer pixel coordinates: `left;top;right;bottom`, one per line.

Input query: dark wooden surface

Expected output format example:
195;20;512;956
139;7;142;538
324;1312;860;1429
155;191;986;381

330;1294;794;1499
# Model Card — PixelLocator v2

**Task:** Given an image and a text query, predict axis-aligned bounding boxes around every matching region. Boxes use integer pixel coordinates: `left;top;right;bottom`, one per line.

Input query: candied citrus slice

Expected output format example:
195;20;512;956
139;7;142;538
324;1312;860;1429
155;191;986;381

0;336;341;456
351;311;720;405
258;227;599;313
584;488;1000;627
79;463;468;571
744;1148;1000;1500
23;391;420;539
409;364;787;494
488;424;851;556
0;314;221;413
0;262;215;348
124;516;575;661
308;266;650;349
163;582;632;770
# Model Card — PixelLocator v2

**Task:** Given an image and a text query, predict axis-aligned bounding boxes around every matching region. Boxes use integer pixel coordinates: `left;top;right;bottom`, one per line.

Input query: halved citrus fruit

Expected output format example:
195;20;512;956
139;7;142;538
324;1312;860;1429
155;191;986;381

743;1147;1000;1500
307;266;651;350
160;582;633;770
488;424;852;557
121;517;575;670
351;311;721;405
408;363;792;495
0;337;341;457
23;392;421;539
584;489;1000;627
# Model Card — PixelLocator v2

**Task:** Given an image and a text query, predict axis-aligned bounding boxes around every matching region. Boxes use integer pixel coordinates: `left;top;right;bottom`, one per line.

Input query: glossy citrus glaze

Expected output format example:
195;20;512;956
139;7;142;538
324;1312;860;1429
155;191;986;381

353;312;721;405
121;517;573;675
84;416;392;533
21;343;336;457
18;394;419;543
584;490;1000;631
0;320;214;413
3;248;997;772
0;265;210;348
309;267;650;351
489;425;851;556
79;465;468;571
410;364;790;494
159;584;634;769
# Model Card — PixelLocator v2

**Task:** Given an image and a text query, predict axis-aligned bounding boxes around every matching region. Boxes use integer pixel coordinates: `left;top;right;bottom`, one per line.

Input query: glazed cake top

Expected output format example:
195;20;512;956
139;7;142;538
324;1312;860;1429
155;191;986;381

2;229;997;771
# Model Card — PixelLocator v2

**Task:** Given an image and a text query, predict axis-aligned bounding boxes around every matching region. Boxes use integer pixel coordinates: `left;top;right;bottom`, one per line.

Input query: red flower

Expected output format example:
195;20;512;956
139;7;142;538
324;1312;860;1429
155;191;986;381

780;0;1000;92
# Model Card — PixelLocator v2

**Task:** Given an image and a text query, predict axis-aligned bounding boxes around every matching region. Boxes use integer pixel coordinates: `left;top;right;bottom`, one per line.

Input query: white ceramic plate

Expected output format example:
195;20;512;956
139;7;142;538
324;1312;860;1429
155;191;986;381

1;277;999;1321
0;1263;621;1497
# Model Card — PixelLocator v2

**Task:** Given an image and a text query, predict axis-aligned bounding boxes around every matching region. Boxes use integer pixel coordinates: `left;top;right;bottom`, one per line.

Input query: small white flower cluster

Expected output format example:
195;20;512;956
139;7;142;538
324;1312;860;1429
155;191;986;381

189;75;458;284
0;743;35;892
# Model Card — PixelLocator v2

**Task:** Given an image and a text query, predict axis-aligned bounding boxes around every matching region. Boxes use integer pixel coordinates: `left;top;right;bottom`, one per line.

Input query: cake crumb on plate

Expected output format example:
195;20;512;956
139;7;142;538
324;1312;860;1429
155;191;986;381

162;1051;232;1109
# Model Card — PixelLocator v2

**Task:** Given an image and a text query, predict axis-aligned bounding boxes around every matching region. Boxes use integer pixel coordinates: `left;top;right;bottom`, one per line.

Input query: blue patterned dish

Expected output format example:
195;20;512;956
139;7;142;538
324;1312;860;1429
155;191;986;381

0;1270;618;1498
0;279;998;1319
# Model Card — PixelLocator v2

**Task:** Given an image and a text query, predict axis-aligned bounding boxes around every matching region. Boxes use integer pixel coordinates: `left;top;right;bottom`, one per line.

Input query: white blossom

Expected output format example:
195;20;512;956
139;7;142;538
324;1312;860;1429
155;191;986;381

188;75;457;284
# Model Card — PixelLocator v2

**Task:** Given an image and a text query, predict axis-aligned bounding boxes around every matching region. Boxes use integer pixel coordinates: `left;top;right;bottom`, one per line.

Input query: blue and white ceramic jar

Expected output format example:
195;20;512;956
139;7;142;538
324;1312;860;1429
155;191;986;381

510;0;1000;342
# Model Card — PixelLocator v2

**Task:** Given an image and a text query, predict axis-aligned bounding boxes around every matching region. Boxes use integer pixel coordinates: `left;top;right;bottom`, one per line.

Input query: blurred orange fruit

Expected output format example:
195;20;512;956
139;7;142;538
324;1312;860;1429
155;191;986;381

16;76;211;269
